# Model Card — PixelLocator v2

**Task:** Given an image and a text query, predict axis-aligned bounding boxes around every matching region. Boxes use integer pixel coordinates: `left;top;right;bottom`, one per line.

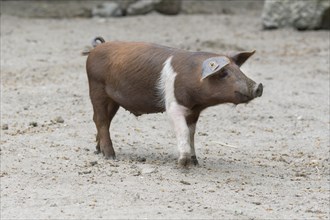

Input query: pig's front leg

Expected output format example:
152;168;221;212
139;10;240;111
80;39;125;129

167;102;192;167
186;112;200;166
188;124;198;165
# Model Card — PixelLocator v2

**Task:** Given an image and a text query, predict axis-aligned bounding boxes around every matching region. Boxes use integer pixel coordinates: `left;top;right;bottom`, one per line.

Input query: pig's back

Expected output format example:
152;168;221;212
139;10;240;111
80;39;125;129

86;41;180;115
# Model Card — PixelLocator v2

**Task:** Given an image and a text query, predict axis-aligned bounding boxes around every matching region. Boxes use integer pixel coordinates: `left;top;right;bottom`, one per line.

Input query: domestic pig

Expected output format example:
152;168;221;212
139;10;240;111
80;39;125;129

83;37;263;167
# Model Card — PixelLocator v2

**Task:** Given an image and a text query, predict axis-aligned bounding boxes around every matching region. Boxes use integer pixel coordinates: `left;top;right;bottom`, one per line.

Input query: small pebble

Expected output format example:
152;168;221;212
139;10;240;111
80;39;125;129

54;116;64;123
78;170;92;175
141;167;157;174
198;132;208;136
130;170;141;176
29;122;38;127
2;124;9;130
90;161;98;166
295;172;307;177
137;157;146;163
180;180;191;185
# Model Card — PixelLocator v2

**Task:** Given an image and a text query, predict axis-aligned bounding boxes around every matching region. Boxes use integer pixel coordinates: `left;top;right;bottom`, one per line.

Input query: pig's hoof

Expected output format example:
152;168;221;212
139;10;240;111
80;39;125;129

191;156;199;166
103;150;116;160
103;151;116;160
105;155;116;160
101;146;116;160
178;156;191;168
95;144;101;154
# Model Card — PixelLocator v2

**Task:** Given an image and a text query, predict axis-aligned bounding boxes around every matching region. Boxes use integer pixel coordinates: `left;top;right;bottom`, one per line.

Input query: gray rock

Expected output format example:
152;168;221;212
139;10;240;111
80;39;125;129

154;0;181;15
125;0;181;16
126;0;160;15
29;121;38;127
92;2;123;17
54;116;64;124
2;124;9;130
321;7;330;29
262;0;330;30
141;166;157;174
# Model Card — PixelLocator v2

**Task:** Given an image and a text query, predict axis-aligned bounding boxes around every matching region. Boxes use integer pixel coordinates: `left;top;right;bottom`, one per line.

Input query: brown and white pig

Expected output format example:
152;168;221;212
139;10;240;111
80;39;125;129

83;37;263;167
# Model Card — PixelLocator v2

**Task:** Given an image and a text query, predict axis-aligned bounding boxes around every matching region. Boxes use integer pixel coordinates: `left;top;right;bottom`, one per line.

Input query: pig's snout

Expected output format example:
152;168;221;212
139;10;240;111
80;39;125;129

253;83;263;98
234;81;263;104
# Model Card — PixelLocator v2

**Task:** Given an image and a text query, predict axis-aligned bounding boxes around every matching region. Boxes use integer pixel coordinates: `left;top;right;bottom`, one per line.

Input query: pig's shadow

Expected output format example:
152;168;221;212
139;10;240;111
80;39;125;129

95;147;266;176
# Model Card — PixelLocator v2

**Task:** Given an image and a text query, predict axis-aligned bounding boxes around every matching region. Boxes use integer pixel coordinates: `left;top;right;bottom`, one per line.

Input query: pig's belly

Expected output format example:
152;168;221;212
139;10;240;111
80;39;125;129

105;85;165;116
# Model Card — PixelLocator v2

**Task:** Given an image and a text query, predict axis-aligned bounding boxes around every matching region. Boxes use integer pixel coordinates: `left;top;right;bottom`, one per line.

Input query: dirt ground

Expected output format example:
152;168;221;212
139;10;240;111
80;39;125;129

1;3;329;220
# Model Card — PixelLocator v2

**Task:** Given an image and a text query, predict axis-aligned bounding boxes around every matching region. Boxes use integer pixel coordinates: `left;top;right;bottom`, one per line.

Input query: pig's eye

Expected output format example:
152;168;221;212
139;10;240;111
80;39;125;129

219;70;228;79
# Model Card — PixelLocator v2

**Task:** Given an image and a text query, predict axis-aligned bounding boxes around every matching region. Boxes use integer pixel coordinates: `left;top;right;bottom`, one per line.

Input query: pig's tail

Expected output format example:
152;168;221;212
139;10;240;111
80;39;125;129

82;36;106;56
92;37;105;48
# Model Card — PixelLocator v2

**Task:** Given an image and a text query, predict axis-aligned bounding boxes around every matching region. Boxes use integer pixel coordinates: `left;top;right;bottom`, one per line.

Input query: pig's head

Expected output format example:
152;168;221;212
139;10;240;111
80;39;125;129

201;50;263;105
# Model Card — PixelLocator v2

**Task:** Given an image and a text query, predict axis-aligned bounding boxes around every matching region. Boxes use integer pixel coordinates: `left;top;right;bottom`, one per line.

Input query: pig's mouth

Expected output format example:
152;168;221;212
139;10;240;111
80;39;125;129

234;91;253;104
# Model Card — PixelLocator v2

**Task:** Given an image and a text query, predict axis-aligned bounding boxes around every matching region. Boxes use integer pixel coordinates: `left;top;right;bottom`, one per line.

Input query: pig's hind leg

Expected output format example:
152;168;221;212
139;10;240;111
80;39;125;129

90;84;119;159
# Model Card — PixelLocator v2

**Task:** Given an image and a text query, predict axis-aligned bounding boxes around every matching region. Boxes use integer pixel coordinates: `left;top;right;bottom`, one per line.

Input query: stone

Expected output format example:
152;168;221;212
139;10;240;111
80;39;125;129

126;0;159;15
92;2;123;17
2;124;9;130
154;0;181;15
179;180;191;185
262;0;330;30
141;166;157;174
29;122;38;127
54;116;64;124
124;0;181;16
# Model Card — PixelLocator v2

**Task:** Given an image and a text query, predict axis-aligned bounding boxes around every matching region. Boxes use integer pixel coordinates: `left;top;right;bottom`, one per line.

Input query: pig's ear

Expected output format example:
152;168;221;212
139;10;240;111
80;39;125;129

228;50;255;67
201;56;230;80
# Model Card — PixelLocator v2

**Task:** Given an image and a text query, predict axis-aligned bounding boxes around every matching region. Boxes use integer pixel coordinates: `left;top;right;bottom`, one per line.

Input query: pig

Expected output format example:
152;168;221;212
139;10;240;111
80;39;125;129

82;36;263;167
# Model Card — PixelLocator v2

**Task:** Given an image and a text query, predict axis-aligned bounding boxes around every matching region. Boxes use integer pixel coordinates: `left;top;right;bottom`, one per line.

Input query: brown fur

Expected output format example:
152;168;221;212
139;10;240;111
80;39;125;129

83;39;262;162
87;42;173;115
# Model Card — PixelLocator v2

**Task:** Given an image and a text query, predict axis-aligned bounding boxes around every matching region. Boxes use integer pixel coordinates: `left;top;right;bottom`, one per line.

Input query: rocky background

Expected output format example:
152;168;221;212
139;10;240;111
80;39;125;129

1;0;261;17
262;0;330;30
1;0;329;30
1;0;329;219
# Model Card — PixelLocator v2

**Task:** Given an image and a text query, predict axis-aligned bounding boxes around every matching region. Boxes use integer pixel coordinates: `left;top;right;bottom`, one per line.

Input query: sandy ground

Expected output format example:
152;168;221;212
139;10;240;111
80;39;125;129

1;9;329;220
